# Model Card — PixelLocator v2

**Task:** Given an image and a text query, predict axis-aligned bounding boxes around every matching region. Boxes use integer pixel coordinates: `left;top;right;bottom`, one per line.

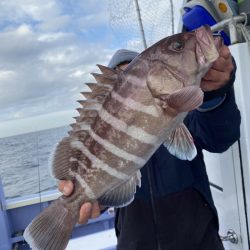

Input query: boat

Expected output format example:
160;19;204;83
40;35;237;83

1;1;250;249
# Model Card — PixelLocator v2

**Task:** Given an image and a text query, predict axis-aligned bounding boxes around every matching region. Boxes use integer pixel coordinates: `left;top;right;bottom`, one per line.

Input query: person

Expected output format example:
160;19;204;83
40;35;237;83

58;42;241;249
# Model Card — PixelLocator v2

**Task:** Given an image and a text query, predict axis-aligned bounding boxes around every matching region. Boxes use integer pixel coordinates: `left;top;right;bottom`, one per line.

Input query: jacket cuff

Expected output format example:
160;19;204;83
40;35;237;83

197;94;227;112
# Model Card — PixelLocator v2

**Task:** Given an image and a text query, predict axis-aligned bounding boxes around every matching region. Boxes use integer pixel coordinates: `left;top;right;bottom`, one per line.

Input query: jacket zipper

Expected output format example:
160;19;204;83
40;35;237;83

146;162;162;250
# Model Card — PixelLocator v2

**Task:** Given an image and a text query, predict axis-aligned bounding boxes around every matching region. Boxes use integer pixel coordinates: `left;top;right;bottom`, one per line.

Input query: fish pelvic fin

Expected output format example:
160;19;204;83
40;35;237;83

98;170;141;207
23;198;77;250
164;123;197;161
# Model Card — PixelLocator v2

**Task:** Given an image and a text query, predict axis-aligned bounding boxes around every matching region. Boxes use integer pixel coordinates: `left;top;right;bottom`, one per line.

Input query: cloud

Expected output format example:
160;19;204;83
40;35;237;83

0;0;116;129
0;0;182;137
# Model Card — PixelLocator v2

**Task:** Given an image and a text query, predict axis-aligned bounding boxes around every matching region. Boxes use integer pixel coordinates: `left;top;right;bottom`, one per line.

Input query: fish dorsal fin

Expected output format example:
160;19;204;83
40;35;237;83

164;123;197;161
86;82;112;92
68;129;88;138
91;72;117;85
77;100;102;109
98;170;141;207
76;108;98;117
97;64;117;76
81;91;108;103
74;116;96;124
69;65;117;136
69;109;98;134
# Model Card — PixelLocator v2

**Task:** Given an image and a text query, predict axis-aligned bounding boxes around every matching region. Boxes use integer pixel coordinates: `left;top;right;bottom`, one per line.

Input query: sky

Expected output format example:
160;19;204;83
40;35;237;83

0;0;183;138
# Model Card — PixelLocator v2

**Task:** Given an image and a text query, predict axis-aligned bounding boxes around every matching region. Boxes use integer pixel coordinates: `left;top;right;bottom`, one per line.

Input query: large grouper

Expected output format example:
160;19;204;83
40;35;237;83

24;25;222;250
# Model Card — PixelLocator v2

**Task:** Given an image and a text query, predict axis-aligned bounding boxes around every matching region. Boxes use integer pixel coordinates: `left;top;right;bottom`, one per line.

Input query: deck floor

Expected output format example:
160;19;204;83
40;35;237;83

16;229;117;250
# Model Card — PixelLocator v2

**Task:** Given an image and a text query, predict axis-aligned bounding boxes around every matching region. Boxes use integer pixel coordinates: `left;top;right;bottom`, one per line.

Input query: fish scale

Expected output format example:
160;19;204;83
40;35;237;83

23;25;221;250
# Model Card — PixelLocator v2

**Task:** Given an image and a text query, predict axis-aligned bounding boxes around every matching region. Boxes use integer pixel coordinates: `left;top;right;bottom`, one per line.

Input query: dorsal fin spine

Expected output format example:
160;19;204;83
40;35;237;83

69;65;118;136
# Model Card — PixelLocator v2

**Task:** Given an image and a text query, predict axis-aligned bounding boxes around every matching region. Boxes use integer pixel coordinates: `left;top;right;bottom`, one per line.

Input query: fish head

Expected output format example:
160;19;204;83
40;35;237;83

144;25;222;98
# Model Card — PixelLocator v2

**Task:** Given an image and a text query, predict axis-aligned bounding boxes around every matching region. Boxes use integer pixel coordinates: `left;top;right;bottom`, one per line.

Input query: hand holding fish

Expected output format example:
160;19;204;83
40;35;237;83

201;44;234;91
58;180;101;224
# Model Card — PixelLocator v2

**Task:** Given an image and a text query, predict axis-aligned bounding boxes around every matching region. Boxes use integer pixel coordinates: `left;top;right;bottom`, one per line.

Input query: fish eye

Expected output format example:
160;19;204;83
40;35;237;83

171;40;185;51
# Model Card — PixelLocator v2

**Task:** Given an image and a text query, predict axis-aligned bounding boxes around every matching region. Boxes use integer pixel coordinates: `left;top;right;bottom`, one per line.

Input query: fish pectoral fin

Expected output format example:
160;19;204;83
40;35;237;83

164;123;197;161
163;86;204;112
98;170;141;207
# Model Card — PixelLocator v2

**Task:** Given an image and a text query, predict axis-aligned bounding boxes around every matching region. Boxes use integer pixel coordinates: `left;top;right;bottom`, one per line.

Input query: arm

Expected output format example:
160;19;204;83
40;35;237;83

184;45;241;153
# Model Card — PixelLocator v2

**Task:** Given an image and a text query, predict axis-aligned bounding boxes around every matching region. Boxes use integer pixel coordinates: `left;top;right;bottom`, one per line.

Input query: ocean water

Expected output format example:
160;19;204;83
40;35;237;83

0;126;69;199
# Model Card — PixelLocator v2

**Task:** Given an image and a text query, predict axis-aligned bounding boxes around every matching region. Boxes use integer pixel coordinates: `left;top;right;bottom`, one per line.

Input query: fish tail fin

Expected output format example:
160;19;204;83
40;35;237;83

23;198;77;250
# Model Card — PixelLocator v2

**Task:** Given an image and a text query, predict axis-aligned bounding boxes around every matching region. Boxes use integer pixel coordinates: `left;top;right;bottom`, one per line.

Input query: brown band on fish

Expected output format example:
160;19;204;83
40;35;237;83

71;135;139;176
92;115;156;157
112;78;153;104
103;94;167;135
74;116;96;124
68;158;115;199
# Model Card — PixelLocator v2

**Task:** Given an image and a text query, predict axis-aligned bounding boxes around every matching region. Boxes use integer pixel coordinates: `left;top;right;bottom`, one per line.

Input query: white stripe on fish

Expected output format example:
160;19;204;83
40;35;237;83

98;108;158;144
71;140;129;180
69;169;96;199
88;129;146;165
79;124;91;130
70;157;89;171
111;91;159;117
126;74;147;87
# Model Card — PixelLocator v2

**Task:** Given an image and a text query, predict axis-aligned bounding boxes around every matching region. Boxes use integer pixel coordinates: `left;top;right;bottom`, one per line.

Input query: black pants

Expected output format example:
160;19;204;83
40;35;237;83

115;188;224;250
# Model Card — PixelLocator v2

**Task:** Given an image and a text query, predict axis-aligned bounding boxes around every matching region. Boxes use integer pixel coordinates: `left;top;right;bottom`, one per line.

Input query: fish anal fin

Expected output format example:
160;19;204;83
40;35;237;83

98;170;141;207
164;123;197;161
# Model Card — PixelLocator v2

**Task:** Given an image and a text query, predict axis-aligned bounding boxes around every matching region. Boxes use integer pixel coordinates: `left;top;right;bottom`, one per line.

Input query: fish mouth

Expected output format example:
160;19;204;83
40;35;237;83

195;25;220;66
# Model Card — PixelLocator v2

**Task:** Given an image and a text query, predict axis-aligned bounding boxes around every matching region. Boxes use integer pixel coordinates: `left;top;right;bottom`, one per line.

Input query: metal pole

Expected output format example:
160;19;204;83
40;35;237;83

0;178;12;250
211;15;246;32
134;0;147;49
170;0;174;34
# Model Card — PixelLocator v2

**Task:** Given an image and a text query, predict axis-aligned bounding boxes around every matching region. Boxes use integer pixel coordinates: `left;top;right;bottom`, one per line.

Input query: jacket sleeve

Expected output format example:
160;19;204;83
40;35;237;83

184;88;241;154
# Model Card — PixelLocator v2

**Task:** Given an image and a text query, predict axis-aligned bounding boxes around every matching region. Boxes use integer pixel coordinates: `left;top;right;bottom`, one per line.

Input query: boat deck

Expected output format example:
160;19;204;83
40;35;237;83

0;182;116;250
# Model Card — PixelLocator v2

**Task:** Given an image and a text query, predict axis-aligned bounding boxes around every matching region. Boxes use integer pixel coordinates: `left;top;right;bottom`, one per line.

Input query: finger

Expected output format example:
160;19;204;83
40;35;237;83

78;202;93;224
212;56;233;73
202;68;230;83
91;202;101;218
219;45;231;60
201;80;224;92
57;180;74;196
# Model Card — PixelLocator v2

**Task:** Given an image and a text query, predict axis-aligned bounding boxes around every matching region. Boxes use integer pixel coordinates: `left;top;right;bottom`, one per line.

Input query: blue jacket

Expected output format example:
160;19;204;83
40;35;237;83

134;88;241;216
115;61;241;250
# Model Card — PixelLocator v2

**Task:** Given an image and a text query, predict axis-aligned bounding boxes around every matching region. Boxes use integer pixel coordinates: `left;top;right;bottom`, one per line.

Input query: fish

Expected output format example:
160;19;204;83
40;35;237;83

23;25;221;250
